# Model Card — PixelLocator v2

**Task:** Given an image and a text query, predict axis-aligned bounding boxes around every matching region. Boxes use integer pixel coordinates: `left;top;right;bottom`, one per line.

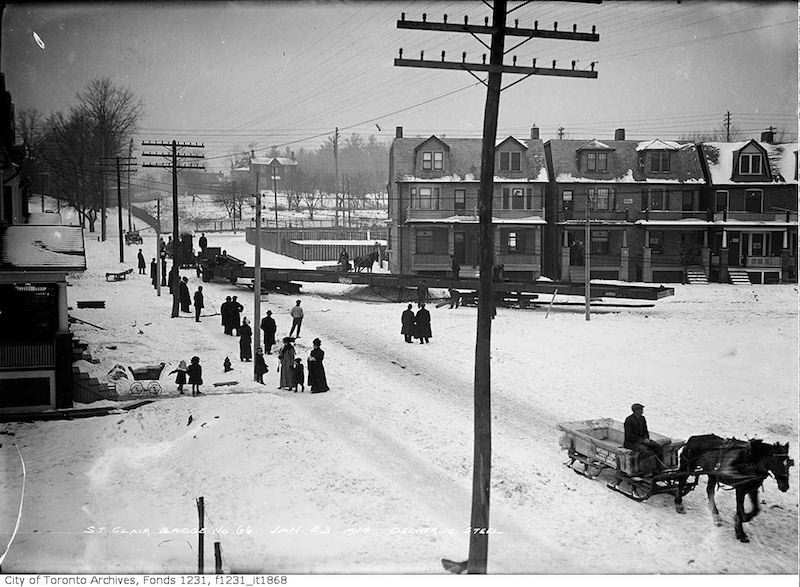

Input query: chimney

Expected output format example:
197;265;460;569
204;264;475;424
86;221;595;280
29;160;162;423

530;125;540;140
614;128;625;141
291;151;295;159
761;129;775;144
396;126;403;138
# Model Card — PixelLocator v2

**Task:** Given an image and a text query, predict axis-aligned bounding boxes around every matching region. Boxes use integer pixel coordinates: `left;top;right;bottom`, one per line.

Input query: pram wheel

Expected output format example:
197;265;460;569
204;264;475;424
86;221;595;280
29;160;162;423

130;382;145;396
147;382;162;396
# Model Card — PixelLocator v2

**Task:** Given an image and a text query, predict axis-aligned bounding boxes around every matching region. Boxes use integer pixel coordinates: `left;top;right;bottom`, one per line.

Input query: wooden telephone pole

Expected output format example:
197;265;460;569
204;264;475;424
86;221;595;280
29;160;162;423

396;1;599;573
100;155;137;263
141;140;205;318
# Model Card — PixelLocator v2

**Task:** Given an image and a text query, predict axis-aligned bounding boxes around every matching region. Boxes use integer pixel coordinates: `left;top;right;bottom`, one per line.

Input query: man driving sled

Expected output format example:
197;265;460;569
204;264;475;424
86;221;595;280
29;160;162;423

624;403;667;473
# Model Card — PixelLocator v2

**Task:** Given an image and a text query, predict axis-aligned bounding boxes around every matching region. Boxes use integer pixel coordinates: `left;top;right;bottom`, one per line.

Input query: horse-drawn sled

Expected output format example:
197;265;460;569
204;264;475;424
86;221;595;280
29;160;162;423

558;418;794;542
557;418;697;501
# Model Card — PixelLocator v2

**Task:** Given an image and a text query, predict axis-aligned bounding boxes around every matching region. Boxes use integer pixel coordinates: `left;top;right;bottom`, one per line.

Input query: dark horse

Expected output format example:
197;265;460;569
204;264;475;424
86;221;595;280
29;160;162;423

352;250;379;273
674;434;793;542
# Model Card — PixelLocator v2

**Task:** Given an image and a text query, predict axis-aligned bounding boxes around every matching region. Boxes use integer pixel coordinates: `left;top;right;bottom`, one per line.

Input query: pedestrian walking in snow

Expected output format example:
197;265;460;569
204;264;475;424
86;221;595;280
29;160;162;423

448;287;461;309
187;356;203;396
150;259;158;289
223;357;232;373
168;360;188;394
277;337;296;390
401;303;415;343
254;348;269;384
221;296;233;335
307;337;329;394
292;358;305;393
261;310;277;354
199;233;208;253
451;254;460;280
239;317;253;362
160;249;168;283
179;276;191;313
168;266;178;295
231;295;244;334
289;299;304;338
417;282;428;305
415;303;432;344
193;286;204;322
137;249;146;274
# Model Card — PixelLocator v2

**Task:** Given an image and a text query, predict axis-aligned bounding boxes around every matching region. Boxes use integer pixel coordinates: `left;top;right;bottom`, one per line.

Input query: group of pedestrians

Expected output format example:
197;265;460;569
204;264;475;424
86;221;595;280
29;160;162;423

401;303;432;344
277;336;329;393
220;296;244;336
168;356;203;396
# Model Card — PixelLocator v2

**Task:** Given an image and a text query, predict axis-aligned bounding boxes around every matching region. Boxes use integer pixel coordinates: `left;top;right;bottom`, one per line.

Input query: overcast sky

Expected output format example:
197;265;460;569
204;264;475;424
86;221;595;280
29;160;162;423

2;1;797;171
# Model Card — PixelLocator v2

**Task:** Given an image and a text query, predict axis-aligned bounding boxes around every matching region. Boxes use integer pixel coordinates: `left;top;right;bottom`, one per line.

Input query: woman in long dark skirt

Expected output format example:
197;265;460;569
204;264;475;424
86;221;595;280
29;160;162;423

239;317;253;361
307;337;329;393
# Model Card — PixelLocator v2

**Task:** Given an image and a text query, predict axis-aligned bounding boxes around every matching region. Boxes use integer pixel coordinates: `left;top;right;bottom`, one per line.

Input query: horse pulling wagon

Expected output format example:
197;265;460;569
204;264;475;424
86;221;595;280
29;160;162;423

557;418;698;501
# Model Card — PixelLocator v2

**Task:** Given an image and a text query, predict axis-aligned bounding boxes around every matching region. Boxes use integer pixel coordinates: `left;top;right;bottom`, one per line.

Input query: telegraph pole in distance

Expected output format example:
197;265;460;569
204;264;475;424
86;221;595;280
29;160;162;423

333;127;339;227
100;155;137;263
127;138;134;232
724;110;732;142
396;1;599;573
141;140;205;318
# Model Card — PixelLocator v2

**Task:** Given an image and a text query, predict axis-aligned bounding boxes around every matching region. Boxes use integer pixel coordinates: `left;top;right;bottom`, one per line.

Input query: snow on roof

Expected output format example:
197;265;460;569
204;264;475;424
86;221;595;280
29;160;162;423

405;215;546;225
576;139;612;150
636;219;796;228
398;174;549;183
291;239;387;246
555;169;636;183
25;212;64;225
0;225;86;271
636;139;682;152
702;140;797;185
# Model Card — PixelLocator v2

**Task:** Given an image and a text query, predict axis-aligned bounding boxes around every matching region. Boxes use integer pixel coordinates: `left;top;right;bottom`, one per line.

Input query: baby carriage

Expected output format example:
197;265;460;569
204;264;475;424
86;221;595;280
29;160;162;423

125;362;167;396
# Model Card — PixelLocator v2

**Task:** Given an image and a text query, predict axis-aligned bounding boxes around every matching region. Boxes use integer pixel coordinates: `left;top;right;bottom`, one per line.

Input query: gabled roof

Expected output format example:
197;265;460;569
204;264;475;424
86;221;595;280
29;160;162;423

700;140;797;185
250;156;298;167
546;139;705;184
0;225;86;271
636;139;682;152
495;136;528;150
576;139;613;151
413;135;451;154
391;136;548;182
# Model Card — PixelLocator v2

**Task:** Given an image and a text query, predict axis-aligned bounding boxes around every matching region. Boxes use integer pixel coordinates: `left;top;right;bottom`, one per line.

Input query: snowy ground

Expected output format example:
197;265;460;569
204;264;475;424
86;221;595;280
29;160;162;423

0;203;798;577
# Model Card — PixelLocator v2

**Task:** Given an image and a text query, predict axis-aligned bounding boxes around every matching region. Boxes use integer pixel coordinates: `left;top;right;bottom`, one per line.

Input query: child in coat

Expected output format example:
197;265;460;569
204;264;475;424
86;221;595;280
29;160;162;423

292;358;305;393
187;356;203;396
169;360;188;395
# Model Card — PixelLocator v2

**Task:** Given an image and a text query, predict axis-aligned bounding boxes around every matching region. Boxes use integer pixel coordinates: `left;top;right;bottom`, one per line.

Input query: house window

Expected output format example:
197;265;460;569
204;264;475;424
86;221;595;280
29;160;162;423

739;153;762;175
649;231;664;254
587;152;608;172
649;189;668;211
507;232;518;252
714;190;728;212
591;230;609;254
745;189;763;213
588;188;613;211
454;189;466;212
416;230;434;254
433;152;443;170
650;151;670;172
682;191;694;212
500;151;521;172
422;152;432;170
500;229;529;254
422;151;443;171
562;190;573;212
416;187;440;210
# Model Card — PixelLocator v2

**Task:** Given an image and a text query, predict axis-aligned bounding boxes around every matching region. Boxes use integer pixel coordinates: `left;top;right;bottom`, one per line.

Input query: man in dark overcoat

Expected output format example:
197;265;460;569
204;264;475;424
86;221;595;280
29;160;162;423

137;249;146;274
221;296;233;335
414;303;432;344
624;403;665;471
198;233;208;253
179;276;191;313
150;258;158;289
231;295;244;333
193;286;204;322
401;304;415;343
261;310;277;354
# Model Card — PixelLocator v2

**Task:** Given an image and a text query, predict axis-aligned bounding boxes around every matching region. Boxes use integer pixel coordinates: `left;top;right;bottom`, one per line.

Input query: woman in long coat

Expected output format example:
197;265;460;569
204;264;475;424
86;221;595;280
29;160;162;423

307;337;329;393
238;317;253;361
277;337;296;390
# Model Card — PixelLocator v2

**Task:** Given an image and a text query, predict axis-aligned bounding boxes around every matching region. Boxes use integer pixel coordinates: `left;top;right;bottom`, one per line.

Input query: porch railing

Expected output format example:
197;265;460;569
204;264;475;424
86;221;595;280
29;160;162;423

746;256;782;267
0;341;55;369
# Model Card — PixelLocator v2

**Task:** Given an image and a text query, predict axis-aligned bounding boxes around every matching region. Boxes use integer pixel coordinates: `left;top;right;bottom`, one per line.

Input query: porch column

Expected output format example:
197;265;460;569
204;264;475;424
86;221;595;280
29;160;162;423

642;247;652;283
560;246;570;282
57;281;69;332
701;247;711;278
562;230;569;248
781;229;791;281
783;229;789;249
703;231;709;248
644;230;650;248
620;229;629;281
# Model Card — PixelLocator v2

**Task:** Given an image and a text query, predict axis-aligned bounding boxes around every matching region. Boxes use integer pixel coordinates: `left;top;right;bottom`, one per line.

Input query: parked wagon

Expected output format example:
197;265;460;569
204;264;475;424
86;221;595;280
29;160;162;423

557;418;698;501
124;230;143;245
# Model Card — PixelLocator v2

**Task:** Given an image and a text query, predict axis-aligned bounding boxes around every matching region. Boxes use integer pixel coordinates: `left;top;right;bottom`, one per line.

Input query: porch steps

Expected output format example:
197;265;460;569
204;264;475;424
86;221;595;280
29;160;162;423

685;266;708;285
727;268;752;285
569;267;586;283
72;366;118;404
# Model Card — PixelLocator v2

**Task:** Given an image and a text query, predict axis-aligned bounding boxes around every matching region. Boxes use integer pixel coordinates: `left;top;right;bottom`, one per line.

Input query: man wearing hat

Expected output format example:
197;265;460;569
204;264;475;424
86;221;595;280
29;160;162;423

624;403;664;472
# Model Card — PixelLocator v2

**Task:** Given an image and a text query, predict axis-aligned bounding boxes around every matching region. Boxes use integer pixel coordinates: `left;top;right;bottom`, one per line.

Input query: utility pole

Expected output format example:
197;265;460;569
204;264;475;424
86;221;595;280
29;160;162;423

254;188;262;370
558;126;565;139
156;198;162;296
141;140;205;318
333;127;339;227
585;193;591;321
272;165;279;229
127;138;133;232
724;110;732;142
396;2;599;574
100;155;137;263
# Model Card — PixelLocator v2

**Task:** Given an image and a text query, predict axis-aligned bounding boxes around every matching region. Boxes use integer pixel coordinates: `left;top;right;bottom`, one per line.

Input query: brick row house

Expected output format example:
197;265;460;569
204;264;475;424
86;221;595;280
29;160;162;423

0;73;87;413
388;126;797;284
387;127;548;280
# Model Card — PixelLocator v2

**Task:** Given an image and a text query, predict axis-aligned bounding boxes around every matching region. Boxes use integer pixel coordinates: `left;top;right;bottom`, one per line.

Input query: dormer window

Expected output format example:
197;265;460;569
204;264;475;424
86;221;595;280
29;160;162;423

422;151;444;171
739;153;762;175
650;151;670;172
499;151;521;172
587;152;608;172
